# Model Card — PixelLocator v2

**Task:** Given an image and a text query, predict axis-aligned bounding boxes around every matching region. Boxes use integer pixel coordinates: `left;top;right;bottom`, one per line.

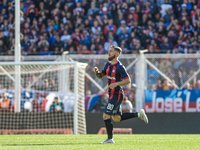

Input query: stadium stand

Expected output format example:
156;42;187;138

0;0;200;112
0;0;199;55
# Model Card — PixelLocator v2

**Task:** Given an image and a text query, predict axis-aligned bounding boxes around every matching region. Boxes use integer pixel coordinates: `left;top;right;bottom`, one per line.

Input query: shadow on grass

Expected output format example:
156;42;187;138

2;143;100;146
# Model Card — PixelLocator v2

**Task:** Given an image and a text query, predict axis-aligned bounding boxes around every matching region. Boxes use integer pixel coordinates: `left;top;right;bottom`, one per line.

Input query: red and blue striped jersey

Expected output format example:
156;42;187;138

101;61;129;99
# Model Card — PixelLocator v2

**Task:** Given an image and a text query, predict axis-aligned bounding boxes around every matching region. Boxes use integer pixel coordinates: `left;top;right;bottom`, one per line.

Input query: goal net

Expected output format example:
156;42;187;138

0;61;87;134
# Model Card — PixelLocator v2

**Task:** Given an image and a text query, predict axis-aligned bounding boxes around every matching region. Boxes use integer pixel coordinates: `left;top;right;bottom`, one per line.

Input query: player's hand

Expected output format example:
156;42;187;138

108;83;118;89
93;67;99;73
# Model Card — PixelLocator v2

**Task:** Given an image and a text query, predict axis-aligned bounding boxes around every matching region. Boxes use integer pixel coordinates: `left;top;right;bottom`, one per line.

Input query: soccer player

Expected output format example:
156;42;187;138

93;45;148;144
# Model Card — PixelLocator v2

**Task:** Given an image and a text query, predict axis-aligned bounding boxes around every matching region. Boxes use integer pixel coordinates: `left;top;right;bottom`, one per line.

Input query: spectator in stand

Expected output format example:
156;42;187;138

132;39;143;53
173;37;187;53
121;96;133;113
104;18;117;37
191;40;199;51
71;28;82;47
167;30;177;46
157;80;163;90
194;20;200;36
39;79;51;91
182;20;193;35
66;38;76;52
73;2;85;17
145;20;155;37
129;7;139;21
151;84;157;90
53;46;62;55
28;39;37;54
40;45;52;56
40;97;48;112
159;59;172;73
188;47;196;54
166;17;181;33
142;1;153;16
160;0;173;17
37;35;49;51
147;45;157;53
104;37;118;52
91;20;102;36
52;96;64;113
100;6;112;18
31;99;40;112
23;0;33;12
182;0;193;12
195;80;200;90
185;57;197;71
165;66;175;80
80;44;91;54
160;36;173;53
141;29;152;48
80;29;91;49
157;21;165;35
87;2;99;17
153;31;162;46
0;39;7;55
193;8;200;26
26;3;38;24
183;83;192;90
30;18;39;33
53;35;64;53
147;66;160;89
0;92;13;112
67;46;76;54
179;10;190;26
130;20;142;38
61;30;71;47
162;79;172;90
118;27;129;44
116;20;130;36
163;6;176;23
21;34;31;52
0;29;8;46
97;94;108;112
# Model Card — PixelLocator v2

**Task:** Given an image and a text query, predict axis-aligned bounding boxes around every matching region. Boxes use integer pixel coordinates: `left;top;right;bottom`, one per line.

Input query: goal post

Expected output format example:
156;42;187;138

0;61;87;134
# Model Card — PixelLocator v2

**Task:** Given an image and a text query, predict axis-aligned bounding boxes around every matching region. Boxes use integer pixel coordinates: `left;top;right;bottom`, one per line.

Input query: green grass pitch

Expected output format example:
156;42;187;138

0;134;199;150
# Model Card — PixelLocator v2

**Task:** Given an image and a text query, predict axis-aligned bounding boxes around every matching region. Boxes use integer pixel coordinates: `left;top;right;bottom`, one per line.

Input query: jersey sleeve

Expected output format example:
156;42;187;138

118;64;129;79
101;62;109;76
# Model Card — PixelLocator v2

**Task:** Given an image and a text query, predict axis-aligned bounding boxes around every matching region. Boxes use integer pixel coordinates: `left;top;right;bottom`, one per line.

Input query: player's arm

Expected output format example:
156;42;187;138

109;77;131;89
116;77;131;86
93;67;105;79
109;64;131;89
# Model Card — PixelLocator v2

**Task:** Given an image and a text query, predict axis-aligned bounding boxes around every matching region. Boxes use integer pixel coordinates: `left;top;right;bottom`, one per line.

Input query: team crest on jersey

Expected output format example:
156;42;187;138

112;70;115;73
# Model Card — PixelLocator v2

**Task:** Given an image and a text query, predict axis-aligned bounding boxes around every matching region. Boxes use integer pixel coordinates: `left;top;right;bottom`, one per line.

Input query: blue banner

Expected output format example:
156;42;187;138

145;89;200;113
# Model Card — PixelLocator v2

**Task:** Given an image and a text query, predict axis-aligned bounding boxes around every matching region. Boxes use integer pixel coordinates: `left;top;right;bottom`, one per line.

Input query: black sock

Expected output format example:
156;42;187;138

104;119;113;139
121;112;138;121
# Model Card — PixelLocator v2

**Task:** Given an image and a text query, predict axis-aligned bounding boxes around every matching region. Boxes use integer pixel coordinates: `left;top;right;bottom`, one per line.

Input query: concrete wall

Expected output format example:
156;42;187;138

1;112;200;134
86;112;200;134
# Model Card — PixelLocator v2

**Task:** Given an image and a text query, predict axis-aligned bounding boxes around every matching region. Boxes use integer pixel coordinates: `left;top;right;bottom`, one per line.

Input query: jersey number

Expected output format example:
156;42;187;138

107;103;114;110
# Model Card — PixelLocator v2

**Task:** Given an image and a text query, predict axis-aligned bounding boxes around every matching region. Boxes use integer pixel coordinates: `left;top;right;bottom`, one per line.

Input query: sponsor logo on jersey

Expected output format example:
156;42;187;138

107;76;116;80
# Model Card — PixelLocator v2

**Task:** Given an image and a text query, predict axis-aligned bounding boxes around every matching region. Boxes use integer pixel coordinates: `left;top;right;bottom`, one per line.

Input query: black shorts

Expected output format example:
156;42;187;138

104;94;123;116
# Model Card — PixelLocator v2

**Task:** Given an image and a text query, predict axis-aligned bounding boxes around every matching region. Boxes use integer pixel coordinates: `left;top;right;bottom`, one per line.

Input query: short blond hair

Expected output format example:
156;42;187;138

111;45;122;54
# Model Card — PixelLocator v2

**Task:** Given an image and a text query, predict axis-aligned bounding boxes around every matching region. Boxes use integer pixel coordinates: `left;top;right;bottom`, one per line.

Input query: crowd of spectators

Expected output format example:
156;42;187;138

0;0;200;55
147;57;200;90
